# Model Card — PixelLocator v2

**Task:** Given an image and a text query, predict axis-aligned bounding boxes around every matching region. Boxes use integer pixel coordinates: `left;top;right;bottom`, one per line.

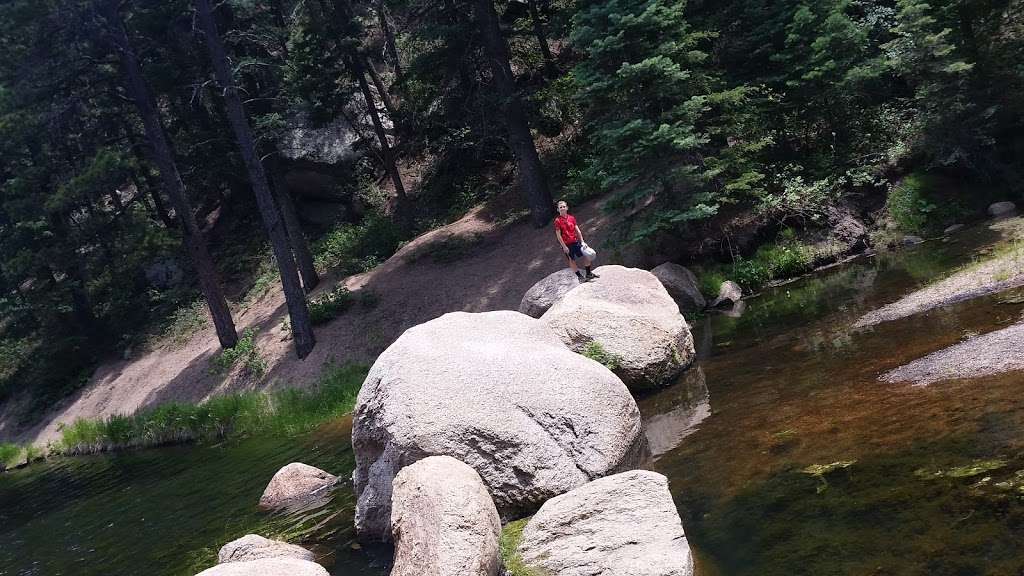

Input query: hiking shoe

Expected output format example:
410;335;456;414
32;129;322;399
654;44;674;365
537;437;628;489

585;271;600;280
577;273;586;282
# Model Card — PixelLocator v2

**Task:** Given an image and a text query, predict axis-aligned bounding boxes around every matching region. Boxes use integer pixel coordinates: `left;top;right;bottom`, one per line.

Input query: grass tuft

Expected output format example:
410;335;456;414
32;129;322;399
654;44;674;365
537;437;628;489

209;328;266;378
499;518;541;576
582;341;622;372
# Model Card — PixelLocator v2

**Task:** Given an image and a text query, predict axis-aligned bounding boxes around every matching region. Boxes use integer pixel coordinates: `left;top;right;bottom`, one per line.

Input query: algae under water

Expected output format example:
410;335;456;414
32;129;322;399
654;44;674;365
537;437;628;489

3;223;1024;575
640;223;1024;575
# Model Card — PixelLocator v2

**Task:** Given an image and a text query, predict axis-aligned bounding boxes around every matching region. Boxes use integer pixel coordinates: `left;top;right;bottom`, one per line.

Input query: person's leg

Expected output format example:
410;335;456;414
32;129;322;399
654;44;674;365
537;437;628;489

580;255;599;279
567;243;585;281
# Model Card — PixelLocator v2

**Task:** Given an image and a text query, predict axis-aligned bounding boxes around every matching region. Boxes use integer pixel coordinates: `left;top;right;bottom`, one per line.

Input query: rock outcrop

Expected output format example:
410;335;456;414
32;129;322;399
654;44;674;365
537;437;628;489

517;470;694;576
258;463;337;511
988;201;1017;218
651;263;706;312
543;265;695;389
390;456;501;576
217;534;315;564
518;269;581;318
195;558;329;576
352;310;645;541
709;280;742;308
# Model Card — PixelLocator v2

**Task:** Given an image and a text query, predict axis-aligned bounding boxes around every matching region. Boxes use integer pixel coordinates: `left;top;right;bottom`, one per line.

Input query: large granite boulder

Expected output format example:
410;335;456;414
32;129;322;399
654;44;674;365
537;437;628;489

258;463;337;511
651;263;706;312
988;201;1017;218
519;269;581;318
391;456;501;576
709;280;742;308
195;558;328;576
352;311;645;541
517;470;694;576
217;534;315;564
543;265;695;389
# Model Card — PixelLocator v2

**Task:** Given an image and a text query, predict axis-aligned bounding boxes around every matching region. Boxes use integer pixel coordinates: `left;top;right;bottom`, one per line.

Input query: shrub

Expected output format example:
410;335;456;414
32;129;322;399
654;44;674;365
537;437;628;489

209;329;265;378
0;443;23;469
308;286;354;325
887;175;937;233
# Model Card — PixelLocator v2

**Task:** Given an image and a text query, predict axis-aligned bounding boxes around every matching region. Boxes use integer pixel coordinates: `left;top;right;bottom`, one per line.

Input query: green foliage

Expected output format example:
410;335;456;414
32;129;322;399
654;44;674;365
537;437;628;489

56;363;368;455
313;216;404;275
0;443;23;469
582;341;623;372
209;329;265;378
887;176;936;234
157;300;210;348
309;286;354;326
499;519;540;576
701;233;817;293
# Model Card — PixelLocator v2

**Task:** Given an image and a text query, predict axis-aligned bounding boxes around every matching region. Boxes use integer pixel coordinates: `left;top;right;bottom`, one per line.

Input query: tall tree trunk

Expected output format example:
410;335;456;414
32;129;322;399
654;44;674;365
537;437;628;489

269;156;320;292
352;55;410;217
473;0;555;227
526;0;557;77
195;0;316;358
98;0;238;349
376;0;402;79
366;59;398;118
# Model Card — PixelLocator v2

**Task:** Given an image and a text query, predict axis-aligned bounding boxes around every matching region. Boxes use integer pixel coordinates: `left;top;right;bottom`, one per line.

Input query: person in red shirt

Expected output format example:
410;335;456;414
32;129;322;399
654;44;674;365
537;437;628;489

554;200;598;282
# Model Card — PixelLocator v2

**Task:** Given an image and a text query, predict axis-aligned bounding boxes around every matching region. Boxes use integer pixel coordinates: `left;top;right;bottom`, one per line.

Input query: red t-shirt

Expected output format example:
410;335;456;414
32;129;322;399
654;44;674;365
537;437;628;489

554;214;578;244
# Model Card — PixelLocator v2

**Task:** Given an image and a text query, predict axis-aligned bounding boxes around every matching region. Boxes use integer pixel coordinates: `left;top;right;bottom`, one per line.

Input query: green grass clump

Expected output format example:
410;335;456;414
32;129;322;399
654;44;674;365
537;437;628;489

582;341;623;372
309;286;354;325
157;299;209;347
499;518;541;576
209;328;265;378
698;232;817;295
313;216;403;275
0;442;23;469
56;363;367;456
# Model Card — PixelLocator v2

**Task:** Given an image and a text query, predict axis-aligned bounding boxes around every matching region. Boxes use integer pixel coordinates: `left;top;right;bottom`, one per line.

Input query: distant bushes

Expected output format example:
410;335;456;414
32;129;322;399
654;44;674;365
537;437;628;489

313;215;404;275
698;231;818;294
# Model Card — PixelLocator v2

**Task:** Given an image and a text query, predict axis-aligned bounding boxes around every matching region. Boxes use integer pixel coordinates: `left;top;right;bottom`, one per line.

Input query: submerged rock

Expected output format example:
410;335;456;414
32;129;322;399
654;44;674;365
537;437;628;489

518;269;581;318
543;265;696;389
218;534;315;564
651;263;706;312
709;280;742;308
258;463;337;511
517;470;694;576
352;311;645;541
195;557;328;576
391;456;500;576
988;201;1017;219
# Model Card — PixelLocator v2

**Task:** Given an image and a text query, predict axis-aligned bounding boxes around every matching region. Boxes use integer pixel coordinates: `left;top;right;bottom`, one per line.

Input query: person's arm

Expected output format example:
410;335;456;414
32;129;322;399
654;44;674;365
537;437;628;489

575;225;585;244
555;228;569;253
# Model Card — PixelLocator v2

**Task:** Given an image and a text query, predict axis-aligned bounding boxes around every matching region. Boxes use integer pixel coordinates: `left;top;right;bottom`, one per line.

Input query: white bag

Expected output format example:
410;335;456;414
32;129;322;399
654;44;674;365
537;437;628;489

580;242;597;261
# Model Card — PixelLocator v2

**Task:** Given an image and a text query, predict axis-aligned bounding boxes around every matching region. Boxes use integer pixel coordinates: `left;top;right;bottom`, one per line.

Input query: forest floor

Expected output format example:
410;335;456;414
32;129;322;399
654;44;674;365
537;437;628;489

2;196;629;446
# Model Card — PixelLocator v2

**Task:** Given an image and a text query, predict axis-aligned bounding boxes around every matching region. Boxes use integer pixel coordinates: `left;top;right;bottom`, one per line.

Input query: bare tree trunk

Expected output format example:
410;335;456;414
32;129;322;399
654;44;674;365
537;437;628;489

376;0;402;79
352;55;409;212
269;157;320;292
195;0;316;358
366;59;398;118
526;0;557;77
473;0;555;227
98;0;238;349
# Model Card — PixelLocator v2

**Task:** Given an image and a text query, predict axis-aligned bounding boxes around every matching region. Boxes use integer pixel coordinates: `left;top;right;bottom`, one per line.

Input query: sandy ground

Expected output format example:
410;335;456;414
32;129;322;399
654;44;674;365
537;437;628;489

882;321;1024;386
3;198;626;446
853;218;1024;328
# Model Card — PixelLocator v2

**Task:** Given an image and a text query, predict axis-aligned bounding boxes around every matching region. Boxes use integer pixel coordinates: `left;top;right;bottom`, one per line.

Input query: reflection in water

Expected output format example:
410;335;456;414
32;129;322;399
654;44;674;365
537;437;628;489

641;366;711;458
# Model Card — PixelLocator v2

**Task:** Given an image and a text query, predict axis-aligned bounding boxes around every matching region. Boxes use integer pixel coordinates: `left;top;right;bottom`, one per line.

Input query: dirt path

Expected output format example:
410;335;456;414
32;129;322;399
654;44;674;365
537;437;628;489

853;218;1024;328
5;198;627;446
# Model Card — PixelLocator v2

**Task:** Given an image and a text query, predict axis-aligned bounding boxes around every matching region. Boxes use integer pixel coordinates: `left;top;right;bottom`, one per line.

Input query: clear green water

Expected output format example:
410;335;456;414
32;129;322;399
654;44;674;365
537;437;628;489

3;223;1024;576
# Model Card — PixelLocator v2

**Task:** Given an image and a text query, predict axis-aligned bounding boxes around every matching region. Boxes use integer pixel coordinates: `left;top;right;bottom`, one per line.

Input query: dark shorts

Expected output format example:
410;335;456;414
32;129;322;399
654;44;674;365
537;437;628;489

566;241;584;261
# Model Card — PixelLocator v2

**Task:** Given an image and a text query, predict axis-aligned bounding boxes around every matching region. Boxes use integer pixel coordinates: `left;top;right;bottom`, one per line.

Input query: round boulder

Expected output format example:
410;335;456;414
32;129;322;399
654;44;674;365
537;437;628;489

519;269;582;318
518;470;694;576
218;534;315;564
258;463;337;511
352;310;645;541
391;456;501;576
709;280;742;308
988;201;1017;219
651;263;706;312
543;265;695;389
195;558;328;576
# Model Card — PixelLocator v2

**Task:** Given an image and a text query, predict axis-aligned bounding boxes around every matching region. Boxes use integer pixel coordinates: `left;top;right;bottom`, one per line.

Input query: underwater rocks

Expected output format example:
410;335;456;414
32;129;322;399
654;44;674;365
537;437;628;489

351;311;645;541
543;265;696;390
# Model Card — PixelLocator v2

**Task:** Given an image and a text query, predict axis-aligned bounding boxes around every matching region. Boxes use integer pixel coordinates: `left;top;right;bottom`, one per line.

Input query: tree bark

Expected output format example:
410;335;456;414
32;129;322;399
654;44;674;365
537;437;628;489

98;0;238;349
473;0;555;227
376;0;402;80
526;0;557;77
269;157;320;292
366;58;398;118
353;56;407;204
195;0;316;358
